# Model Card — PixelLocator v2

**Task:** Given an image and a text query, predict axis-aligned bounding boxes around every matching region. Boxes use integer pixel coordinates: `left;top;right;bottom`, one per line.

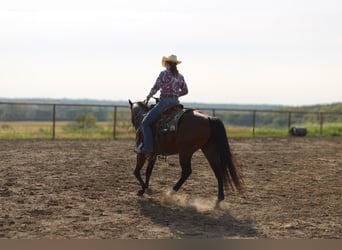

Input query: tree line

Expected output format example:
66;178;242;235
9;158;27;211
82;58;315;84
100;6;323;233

0;102;341;127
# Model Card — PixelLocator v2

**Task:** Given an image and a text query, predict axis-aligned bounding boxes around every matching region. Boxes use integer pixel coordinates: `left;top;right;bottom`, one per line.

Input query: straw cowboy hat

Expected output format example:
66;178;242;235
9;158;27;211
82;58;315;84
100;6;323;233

162;55;182;67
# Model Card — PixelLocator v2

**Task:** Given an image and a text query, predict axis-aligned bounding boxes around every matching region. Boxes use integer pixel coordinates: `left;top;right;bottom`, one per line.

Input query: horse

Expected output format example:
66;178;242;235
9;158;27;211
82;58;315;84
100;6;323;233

128;99;244;204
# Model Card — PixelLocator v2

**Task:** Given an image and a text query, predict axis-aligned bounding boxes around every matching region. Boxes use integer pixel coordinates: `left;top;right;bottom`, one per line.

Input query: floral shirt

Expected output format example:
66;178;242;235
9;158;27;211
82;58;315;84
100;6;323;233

148;69;188;98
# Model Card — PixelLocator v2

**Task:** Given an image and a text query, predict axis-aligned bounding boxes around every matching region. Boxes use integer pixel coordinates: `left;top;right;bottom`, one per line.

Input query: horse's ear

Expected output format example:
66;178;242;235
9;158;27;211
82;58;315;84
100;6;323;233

128;99;133;107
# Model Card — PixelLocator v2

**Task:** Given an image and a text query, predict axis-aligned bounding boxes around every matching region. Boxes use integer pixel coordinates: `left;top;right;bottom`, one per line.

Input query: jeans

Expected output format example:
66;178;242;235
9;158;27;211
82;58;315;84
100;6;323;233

141;98;179;153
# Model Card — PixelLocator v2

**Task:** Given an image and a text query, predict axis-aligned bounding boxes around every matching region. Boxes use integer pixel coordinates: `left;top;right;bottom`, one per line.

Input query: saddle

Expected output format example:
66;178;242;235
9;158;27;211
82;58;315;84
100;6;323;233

153;104;187;155
135;104;188;156
157;104;185;132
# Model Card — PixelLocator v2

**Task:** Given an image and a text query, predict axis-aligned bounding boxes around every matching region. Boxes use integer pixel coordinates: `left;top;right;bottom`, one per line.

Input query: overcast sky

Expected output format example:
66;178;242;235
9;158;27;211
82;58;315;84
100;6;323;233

1;0;341;105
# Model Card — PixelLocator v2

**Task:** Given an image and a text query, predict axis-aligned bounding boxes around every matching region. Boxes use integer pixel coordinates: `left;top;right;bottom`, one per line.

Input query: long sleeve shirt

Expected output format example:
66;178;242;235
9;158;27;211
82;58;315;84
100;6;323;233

147;69;188;98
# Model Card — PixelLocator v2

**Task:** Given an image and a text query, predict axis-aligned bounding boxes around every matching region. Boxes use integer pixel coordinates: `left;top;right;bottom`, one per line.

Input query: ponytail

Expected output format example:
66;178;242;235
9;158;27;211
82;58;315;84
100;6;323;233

167;62;179;76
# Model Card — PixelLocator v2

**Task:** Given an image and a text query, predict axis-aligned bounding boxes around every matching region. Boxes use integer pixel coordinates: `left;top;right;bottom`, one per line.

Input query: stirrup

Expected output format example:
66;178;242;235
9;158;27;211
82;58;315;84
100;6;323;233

158;155;167;161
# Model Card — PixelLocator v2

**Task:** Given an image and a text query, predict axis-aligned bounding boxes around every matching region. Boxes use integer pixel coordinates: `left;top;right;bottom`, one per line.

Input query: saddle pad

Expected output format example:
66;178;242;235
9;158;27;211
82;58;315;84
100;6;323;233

161;109;187;132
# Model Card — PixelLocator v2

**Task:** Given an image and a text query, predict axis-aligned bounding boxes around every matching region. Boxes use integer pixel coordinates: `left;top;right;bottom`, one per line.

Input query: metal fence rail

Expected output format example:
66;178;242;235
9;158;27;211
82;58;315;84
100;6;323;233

194;107;341;136
0;101;341;139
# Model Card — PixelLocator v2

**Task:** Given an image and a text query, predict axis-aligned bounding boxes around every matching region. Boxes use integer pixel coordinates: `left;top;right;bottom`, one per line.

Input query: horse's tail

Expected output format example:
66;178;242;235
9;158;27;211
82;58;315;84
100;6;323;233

209;117;244;193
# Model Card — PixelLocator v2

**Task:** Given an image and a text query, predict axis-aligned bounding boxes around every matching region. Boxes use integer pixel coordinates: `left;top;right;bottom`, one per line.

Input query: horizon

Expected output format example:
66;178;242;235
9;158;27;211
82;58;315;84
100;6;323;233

1;0;341;106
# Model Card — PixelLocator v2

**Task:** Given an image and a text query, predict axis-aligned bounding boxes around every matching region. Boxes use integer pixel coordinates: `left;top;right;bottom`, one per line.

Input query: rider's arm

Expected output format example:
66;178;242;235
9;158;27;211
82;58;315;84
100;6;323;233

147;71;164;99
178;75;188;97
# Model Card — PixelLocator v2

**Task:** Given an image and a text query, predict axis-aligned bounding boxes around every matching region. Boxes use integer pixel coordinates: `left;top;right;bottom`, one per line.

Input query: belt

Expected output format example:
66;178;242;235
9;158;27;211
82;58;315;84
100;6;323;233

160;94;178;99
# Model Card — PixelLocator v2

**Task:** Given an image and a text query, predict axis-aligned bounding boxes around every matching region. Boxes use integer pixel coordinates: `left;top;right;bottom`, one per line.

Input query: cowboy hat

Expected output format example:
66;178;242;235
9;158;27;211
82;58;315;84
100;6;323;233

162;55;182;67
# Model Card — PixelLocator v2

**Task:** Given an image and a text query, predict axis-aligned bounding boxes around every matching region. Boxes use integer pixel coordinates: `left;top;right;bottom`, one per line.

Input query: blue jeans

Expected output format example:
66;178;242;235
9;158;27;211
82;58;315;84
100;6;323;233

142;98;179;153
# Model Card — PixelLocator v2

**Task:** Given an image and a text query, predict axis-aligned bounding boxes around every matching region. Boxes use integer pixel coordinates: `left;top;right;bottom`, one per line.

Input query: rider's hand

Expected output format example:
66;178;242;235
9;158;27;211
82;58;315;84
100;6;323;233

144;96;150;104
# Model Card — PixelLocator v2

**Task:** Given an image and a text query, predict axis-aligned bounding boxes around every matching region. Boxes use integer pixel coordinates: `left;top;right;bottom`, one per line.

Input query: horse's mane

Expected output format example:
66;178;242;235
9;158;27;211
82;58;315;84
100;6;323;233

135;101;154;112
130;101;153;128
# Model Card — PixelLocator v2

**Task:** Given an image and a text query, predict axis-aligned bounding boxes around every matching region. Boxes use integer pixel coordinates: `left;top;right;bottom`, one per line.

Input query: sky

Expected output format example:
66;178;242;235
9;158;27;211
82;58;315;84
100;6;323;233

1;0;341;106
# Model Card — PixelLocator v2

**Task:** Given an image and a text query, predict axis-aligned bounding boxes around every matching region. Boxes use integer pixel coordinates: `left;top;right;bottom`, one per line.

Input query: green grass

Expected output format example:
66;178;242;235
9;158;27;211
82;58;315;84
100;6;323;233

0;121;135;140
0;122;52;139
226;123;342;138
226;126;254;138
304;122;342;136
0;121;341;140
249;123;342;137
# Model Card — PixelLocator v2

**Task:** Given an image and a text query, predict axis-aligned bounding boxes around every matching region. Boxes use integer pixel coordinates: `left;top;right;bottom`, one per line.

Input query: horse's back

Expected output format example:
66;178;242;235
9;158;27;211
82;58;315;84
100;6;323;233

175;110;211;150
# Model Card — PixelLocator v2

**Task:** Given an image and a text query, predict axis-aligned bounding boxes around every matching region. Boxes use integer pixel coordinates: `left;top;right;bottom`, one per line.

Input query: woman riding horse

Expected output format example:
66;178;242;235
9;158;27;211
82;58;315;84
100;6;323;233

138;55;188;160
129;101;244;203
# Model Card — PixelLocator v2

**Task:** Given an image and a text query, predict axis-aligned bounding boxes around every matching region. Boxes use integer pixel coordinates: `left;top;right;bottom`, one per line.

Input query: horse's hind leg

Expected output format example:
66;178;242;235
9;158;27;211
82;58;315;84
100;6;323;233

201;143;225;202
144;158;156;195
173;153;192;192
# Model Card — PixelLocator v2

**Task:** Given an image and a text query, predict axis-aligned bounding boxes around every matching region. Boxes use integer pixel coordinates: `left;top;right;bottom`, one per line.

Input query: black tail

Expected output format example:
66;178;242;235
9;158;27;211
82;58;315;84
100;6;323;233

209;118;244;193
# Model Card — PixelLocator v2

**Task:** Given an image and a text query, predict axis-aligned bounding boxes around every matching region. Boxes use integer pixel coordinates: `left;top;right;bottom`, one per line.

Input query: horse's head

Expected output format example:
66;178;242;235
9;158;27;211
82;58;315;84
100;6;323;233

128;99;151;130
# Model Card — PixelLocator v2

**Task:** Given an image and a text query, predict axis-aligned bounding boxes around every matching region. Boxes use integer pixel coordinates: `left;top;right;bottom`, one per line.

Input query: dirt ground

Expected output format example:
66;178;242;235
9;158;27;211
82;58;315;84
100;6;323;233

0;137;341;239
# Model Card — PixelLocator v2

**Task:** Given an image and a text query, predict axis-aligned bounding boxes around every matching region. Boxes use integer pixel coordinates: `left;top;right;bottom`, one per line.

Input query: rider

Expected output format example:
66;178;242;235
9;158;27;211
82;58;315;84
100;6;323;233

138;54;188;159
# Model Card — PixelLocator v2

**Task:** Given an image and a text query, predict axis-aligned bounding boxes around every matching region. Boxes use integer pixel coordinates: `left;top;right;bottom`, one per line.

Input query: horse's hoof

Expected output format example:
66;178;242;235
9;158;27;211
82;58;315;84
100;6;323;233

137;189;145;196
166;189;176;196
145;188;153;195
215;199;223;209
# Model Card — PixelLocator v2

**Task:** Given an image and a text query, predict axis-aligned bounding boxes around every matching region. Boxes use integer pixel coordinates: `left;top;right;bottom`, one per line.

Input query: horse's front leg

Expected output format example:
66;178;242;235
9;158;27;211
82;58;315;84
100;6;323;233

134;153;147;196
134;154;156;196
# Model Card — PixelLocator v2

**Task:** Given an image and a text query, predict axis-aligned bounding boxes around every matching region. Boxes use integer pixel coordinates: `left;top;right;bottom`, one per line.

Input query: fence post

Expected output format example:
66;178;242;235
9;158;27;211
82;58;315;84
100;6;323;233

320;112;323;136
288;111;292;135
252;110;256;136
52;104;56;140
113;106;117;140
212;109;216;117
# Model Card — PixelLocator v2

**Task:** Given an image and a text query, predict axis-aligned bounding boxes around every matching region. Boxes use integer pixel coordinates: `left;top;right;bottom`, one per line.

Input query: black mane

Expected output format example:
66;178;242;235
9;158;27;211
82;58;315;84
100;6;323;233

135;101;150;111
130;101;151;129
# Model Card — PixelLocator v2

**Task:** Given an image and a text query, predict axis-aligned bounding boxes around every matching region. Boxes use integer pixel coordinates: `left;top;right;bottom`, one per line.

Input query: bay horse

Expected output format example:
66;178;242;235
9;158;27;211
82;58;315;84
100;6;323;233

129;99;244;203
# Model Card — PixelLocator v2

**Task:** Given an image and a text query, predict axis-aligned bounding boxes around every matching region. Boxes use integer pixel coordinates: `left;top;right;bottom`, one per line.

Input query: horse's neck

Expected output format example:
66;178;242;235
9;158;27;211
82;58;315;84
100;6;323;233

134;110;146;130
